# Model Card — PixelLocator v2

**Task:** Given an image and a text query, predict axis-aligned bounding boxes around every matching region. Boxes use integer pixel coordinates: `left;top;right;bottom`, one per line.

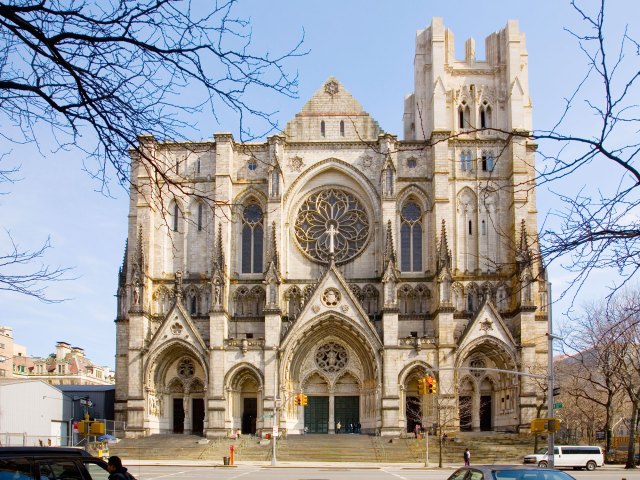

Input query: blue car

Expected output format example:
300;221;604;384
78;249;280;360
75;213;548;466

446;465;576;479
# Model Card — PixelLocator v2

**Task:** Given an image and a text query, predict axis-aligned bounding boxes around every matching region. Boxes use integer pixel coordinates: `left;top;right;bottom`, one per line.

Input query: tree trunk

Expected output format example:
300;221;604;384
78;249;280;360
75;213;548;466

625;399;639;469
605;398;613;458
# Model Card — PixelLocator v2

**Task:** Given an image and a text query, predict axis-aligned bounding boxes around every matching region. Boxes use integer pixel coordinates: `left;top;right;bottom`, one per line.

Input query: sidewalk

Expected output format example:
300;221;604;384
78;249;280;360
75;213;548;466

121;459;630;470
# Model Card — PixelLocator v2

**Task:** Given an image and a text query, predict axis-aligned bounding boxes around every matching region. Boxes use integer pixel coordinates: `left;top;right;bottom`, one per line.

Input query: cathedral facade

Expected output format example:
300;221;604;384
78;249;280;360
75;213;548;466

115;18;549;438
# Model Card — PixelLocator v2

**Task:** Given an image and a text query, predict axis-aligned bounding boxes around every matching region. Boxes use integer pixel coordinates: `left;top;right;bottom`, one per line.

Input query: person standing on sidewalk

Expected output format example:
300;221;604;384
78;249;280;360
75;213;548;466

463;448;471;466
107;456;136;480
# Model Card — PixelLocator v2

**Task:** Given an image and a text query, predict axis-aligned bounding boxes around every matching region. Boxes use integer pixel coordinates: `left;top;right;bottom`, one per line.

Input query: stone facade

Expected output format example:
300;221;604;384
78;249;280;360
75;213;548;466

115;18;549;438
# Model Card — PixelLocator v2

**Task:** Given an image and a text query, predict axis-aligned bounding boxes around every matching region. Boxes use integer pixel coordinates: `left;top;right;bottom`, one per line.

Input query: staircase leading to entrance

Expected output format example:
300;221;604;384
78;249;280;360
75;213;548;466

109;431;536;464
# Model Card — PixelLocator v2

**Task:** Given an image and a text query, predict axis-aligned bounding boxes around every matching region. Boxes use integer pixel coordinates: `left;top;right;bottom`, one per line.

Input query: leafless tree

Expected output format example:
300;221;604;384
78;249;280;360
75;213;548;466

0;0;304;299
524;0;640;296
558;300;627;453
0;0;303;187
607;291;640;469
0;161;71;301
0;229;71;302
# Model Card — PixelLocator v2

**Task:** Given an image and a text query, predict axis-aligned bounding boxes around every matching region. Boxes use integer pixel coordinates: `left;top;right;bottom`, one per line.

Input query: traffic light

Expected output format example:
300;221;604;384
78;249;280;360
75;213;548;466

427;376;437;394
418;377;427;395
547;418;561;432
294;394;301;406
300;394;308;406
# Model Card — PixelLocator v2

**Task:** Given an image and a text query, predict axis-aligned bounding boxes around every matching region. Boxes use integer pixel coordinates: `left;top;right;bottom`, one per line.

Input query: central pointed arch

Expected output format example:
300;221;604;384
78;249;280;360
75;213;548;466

280;312;382;434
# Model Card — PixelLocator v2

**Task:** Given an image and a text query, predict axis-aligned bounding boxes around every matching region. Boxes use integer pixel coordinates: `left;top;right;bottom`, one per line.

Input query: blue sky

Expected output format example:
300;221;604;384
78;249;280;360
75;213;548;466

1;1;632;367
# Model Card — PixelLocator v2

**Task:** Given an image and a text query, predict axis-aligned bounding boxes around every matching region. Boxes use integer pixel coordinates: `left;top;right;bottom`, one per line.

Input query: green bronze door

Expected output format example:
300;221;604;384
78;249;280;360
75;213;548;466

304;396;329;433
334;396;360;433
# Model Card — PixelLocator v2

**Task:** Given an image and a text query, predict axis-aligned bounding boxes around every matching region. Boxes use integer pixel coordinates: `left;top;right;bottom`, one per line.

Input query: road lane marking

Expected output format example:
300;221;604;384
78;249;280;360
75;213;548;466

381;468;408;480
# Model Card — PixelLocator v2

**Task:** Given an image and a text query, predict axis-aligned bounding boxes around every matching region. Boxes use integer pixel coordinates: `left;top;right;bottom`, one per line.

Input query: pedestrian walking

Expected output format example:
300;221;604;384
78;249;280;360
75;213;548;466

107;456;136;480
463;448;471;466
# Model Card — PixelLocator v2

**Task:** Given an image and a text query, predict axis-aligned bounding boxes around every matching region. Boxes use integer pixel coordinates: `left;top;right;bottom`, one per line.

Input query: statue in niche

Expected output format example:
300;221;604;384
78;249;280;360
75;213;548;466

213;278;222;306
385;282;395;304
269;283;276;305
133;282;140;305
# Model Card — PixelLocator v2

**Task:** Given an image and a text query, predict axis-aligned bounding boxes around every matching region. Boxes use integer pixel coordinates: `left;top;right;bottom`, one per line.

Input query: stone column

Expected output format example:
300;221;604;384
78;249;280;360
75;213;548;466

472;390;480;432
329;394;335;434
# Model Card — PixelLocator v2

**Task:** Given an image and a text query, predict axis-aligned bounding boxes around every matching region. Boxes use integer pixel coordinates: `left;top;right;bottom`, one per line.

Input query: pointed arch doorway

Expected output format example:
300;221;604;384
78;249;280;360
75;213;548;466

146;343;208;436
280;314;380;435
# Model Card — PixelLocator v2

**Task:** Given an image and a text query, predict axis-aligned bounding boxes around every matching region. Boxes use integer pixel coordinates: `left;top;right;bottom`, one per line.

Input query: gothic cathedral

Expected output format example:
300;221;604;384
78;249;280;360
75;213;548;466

115;18;549;438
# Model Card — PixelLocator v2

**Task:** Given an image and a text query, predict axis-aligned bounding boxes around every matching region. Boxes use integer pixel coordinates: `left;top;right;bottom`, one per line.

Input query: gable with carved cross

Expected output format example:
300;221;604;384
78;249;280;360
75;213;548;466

457;301;516;352
285;263;382;348
147;299;207;358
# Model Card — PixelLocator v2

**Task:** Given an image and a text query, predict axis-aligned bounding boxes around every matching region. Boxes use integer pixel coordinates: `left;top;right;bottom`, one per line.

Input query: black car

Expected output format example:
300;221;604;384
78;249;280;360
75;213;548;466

446;465;577;480
0;447;110;480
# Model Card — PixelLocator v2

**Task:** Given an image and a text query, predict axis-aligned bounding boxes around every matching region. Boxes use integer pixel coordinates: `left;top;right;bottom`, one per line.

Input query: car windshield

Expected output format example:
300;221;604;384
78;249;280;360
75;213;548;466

535;447;548;454
495;470;574;480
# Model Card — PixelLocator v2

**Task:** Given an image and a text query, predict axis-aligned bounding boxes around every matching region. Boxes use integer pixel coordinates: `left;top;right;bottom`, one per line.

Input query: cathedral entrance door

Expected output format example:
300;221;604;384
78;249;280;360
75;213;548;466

405;396;421;434
459;396;472;432
242;398;257;434
334;396;359;433
304;396;329;433
173;398;185;433
192;398;204;435
480;395;492;431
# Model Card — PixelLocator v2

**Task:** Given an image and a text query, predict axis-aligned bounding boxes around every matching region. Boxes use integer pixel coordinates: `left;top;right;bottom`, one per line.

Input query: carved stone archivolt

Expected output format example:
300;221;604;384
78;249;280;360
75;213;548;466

294;188;370;264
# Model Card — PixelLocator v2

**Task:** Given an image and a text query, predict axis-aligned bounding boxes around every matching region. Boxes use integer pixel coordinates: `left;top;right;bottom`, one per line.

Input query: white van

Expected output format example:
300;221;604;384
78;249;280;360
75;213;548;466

523;445;604;470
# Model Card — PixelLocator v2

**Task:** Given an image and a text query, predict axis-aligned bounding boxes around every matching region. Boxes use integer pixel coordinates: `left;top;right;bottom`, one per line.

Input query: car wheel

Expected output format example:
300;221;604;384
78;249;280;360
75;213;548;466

586;461;597;471
538;461;548;468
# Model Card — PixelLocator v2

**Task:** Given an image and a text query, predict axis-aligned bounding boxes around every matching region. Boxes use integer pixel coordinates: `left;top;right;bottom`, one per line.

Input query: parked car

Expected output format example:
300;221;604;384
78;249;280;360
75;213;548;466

523;445;604;470
446;465;576;479
0;447;109;480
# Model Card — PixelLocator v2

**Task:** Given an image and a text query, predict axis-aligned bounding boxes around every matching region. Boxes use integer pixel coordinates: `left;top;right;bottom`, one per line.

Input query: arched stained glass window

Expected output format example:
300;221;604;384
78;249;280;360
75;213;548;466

400;202;423;272
241;203;264;273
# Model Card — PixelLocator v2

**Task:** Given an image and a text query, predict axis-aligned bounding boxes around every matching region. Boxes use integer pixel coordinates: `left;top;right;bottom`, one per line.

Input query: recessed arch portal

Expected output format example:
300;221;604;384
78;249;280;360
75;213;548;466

280;313;382;434
456;337;519;432
144;339;208;435
225;363;264;435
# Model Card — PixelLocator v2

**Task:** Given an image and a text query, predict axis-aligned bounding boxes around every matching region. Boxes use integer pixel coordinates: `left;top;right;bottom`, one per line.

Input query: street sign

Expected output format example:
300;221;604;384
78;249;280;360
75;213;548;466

272;426;279;436
595;430;606;440
553;402;563;409
79;399;93;407
553;387;561;396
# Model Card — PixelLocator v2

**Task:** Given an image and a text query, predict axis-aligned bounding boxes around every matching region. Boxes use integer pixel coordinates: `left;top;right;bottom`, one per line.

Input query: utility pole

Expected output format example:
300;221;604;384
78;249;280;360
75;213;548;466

547;282;556;468
271;347;279;466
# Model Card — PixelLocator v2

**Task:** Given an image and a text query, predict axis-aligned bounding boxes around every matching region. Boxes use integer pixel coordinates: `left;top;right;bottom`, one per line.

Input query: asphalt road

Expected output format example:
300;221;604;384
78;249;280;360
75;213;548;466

125;464;640;480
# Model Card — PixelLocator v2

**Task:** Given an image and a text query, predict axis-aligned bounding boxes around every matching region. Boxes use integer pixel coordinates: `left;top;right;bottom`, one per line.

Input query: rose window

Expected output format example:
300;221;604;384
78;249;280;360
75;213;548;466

294;189;370;264
315;342;348;374
177;358;195;378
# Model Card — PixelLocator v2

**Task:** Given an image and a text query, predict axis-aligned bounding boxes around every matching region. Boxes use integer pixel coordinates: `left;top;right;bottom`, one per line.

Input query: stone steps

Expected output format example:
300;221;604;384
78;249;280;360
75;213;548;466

110;432;536;463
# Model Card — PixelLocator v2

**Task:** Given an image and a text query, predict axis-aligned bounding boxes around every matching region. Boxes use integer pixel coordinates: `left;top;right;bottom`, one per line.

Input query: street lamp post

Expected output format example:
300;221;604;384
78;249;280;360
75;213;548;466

272;347;279;466
547;283;557;468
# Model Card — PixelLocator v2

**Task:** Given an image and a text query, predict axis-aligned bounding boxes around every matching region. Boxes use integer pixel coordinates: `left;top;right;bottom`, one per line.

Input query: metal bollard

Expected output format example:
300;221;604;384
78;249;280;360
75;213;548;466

230;444;235;465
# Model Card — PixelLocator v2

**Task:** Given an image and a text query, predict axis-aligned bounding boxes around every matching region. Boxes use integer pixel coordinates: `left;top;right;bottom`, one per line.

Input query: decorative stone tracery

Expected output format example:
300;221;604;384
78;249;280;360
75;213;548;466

315;342;348;374
294;188;370;264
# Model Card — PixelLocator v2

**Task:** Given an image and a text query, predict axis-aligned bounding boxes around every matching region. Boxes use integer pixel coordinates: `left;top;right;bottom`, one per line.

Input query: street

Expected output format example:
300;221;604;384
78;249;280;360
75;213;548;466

124;465;640;480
